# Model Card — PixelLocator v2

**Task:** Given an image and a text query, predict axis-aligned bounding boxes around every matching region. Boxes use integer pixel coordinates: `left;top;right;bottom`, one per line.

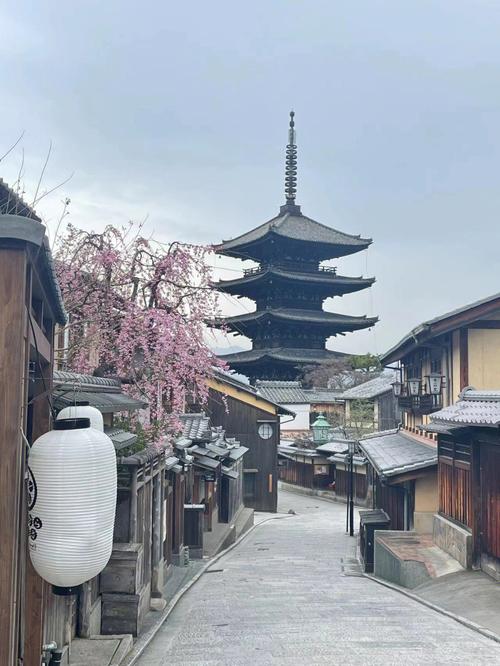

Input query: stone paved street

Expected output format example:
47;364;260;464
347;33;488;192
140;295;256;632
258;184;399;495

136;491;500;665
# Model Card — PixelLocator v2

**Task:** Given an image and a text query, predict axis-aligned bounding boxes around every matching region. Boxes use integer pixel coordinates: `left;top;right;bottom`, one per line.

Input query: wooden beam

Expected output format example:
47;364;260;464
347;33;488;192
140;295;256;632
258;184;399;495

0;249;28;665
468;320;500;329
28;312;52;364
459;328;469;390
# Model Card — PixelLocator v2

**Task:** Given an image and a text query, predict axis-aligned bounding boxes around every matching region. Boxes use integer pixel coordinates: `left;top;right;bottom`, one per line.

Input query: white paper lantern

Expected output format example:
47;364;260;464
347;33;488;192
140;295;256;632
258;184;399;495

57;404;104;431
28;417;117;593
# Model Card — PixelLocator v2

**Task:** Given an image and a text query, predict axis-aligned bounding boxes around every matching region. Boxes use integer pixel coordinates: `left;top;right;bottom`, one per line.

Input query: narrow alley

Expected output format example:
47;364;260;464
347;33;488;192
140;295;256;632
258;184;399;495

135;490;500;665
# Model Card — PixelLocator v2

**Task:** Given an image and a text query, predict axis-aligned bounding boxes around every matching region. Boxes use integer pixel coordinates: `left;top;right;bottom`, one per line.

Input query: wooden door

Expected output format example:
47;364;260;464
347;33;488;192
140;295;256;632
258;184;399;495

481;445;500;560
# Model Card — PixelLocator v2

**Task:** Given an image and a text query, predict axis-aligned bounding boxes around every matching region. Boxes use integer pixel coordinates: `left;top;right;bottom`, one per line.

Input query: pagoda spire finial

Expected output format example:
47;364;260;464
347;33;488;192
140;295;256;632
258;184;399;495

281;110;301;215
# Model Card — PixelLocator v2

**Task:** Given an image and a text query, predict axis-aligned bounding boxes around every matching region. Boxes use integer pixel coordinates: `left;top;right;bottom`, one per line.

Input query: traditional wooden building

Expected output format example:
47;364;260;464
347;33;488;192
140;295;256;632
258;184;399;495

0;206;67;665
339;372;399;436
176;413;249;558
429;389;500;579
359;430;437;532
204;370;294;512
278;442;334;491
215;112;377;382
381;291;500;433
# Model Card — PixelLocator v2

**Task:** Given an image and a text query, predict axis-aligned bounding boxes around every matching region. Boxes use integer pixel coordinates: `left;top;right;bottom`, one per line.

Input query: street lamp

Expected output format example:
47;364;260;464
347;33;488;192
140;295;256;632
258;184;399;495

391;380;403;397
407;378;421;397
312;413;331;443
347;439;356;537
426;373;444;396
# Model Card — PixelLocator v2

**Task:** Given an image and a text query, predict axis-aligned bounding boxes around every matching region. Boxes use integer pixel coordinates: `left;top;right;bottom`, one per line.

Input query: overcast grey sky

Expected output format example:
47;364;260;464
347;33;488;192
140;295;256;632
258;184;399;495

1;0;499;357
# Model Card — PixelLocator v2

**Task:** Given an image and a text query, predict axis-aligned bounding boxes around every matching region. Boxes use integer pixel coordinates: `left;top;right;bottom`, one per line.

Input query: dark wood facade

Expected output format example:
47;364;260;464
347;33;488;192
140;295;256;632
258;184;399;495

206;380;282;512
0;212;67;665
437;429;500;574
374;477;412;531
278;457;333;490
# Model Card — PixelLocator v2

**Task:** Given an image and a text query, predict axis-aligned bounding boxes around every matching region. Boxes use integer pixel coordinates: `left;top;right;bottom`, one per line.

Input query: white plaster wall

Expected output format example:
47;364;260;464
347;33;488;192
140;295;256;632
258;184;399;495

281;403;310;430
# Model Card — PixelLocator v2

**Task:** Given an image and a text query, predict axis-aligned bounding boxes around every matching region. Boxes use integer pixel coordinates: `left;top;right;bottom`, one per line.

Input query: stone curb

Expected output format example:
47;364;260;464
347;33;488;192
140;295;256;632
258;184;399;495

364;573;500;646
122;513;294;665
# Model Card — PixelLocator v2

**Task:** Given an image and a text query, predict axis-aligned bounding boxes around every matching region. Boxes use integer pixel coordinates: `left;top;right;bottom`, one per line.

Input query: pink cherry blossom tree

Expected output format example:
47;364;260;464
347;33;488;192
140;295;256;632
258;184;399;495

54;221;225;440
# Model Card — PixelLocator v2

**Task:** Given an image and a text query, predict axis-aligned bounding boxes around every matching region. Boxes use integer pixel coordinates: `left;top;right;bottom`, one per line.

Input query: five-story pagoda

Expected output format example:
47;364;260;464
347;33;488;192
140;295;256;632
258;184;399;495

215;112;377;382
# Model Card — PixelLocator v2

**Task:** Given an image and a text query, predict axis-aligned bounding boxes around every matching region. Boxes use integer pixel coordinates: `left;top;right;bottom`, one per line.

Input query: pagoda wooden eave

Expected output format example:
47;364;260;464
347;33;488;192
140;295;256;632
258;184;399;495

221;308;378;332
217;211;372;261
215;267;375;297
218;347;349;366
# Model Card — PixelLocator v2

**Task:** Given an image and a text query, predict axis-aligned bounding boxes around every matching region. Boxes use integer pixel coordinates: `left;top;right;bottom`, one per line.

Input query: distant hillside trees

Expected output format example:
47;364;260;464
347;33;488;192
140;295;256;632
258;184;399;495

301;353;381;389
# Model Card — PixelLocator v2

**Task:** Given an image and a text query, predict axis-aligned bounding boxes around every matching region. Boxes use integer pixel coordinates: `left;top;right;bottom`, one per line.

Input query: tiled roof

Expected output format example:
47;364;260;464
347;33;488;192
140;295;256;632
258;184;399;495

255;380;310;404
0;214;66;324
328;453;367;467
340;372;397;400
53;372;148;413
278;442;321;459
304;388;344;404
359;430;437;478
104;427;138;452
381;292;500;365
223;308;378;329
54;370;121;389
218;211;371;257
211;368;295;416
430;388;500;427
219;347;349;365
217;268;375;290
179;413;212;441
315;441;350;455
0;178;41;221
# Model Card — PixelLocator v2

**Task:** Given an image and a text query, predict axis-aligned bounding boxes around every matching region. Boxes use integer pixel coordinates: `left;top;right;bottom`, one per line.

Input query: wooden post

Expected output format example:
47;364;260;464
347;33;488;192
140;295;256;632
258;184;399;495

471;440;482;569
129;469;138;543
24;353;53;664
0;250;28;666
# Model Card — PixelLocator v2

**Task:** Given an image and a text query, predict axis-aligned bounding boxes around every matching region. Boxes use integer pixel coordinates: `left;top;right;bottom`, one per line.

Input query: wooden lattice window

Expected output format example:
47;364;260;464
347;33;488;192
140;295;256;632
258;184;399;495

438;438;472;528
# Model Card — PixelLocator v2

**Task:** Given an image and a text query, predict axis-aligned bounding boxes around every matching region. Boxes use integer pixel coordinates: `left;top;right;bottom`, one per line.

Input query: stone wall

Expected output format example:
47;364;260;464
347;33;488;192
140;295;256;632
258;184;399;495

374;531;431;589
432;513;472;569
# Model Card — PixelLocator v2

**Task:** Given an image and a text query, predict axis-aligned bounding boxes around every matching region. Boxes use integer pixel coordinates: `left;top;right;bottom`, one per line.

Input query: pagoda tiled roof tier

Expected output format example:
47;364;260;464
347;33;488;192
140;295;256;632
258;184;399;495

217;210;372;262
216;265;375;298
220;308;378;336
218;347;349;381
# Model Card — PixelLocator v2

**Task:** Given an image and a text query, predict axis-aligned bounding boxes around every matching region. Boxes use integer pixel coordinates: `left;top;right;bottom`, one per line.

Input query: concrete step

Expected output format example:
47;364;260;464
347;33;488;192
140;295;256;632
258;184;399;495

70;634;133;666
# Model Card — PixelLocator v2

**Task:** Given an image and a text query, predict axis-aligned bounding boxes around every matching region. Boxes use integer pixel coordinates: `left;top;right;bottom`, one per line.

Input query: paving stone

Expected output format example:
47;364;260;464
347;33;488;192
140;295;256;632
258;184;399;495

135;491;500;665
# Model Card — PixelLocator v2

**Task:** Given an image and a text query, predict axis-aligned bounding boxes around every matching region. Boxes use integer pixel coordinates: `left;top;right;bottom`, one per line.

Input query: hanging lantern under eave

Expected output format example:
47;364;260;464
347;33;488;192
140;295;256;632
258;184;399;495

426;373;444;396
28;417;117;595
56;403;104;431
407;378;421;397
391;381;403;397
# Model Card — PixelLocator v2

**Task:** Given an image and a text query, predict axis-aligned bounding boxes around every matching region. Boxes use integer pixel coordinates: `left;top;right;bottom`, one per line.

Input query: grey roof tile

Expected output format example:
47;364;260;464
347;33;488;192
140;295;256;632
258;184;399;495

179;413;211;440
340;371;397;400
304;388;344;403
255;380;310;404
217;267;375;290
54;388;147;414
381;292;500;364
219;347;349;365
315;441;350;455
218;211;371;254
223;308;377;328
430;387;500;426
359;430;437;477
